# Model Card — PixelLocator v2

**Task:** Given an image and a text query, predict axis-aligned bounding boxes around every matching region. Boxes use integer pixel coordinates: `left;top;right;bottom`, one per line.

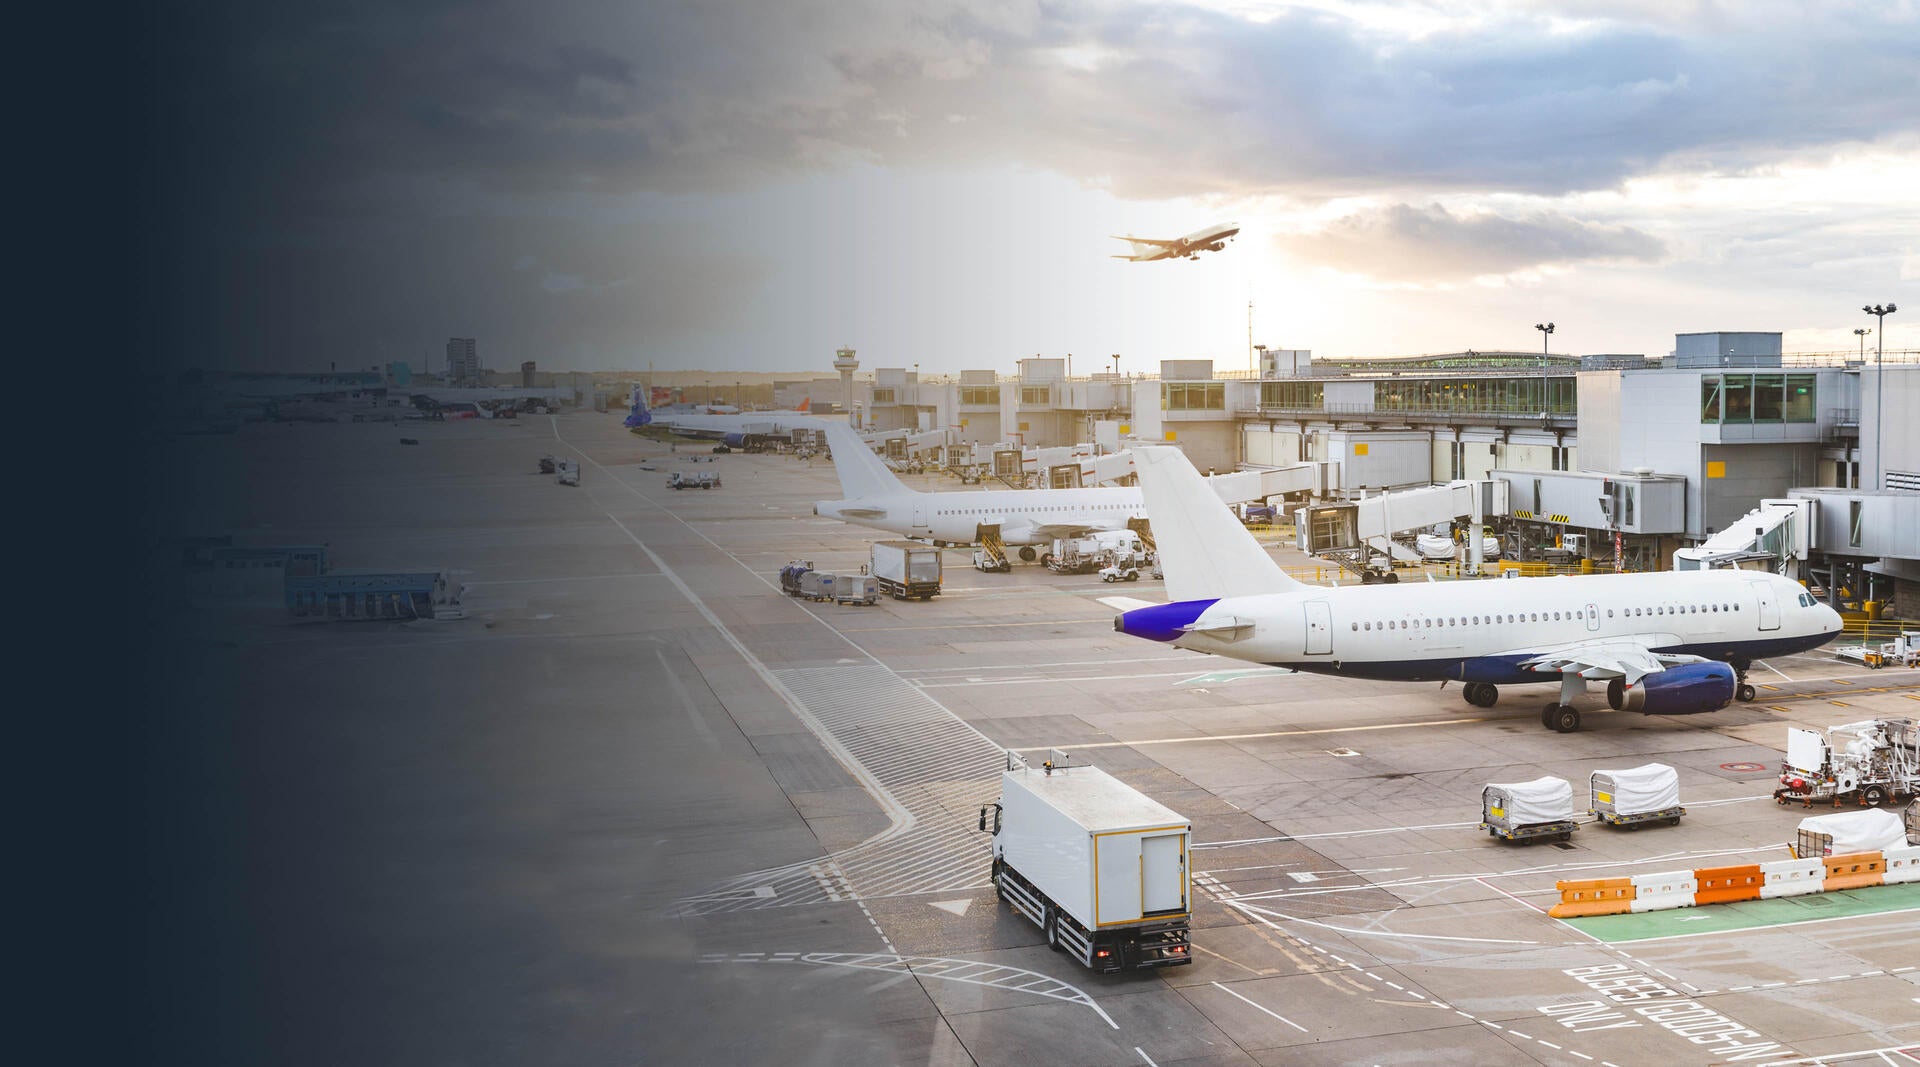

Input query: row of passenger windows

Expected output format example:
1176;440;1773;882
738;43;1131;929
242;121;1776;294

1351;602;1741;631
935;504;1132;516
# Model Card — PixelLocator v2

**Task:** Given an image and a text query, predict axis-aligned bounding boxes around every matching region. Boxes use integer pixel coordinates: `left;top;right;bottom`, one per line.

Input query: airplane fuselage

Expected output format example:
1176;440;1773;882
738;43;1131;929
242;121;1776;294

816;486;1147;546
1119;570;1841;682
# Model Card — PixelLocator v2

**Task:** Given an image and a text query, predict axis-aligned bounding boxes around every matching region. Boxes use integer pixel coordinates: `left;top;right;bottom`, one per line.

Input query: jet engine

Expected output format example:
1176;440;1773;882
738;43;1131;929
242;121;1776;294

1606;663;1736;714
1205;242;1225;252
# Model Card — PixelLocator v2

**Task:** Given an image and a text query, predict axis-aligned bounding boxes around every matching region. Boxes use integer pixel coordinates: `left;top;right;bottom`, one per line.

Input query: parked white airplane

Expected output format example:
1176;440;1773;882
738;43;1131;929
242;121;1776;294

1111;221;1240;262
1105;446;1844;732
624;387;813;440
815;424;1150;558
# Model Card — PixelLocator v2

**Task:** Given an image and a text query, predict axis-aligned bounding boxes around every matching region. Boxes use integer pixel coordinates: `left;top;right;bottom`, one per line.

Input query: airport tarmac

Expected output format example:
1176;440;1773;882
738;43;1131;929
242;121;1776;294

140;411;1920;1066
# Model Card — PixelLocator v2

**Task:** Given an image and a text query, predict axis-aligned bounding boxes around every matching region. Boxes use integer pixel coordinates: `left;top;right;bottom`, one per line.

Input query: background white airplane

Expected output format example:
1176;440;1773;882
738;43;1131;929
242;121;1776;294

1111;221;1240;261
624;387;813;440
1105;446;1843;733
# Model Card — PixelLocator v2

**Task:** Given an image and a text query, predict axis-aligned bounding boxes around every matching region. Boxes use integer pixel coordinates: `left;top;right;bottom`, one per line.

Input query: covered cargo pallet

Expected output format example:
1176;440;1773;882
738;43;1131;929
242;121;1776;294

1792;808;1907;858
1482;776;1575;843
1590;763;1685;828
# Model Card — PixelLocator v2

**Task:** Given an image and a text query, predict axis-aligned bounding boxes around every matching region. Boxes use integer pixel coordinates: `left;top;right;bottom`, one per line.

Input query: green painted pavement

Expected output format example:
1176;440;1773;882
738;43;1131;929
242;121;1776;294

1562;881;1920;942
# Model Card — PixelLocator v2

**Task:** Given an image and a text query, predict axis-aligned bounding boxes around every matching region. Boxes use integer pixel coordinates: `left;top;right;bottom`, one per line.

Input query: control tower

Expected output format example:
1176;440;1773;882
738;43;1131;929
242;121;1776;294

832;346;859;425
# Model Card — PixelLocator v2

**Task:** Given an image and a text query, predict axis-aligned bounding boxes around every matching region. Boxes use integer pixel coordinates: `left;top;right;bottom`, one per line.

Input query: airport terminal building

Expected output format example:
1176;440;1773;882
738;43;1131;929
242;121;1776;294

800;331;1917;608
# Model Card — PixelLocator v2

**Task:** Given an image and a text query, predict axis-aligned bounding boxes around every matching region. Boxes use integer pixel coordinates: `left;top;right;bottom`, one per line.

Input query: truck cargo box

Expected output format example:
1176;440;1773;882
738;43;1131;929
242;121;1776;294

870;540;942;600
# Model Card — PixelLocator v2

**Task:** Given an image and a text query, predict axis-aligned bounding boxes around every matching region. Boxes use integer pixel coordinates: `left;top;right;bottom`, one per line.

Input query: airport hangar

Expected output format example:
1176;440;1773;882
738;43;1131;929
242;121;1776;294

774;331;1918;612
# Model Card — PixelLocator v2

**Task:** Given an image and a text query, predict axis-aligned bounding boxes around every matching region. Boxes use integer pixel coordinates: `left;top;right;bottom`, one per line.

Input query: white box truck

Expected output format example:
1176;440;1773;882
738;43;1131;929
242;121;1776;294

870;540;942;600
978;750;1192;973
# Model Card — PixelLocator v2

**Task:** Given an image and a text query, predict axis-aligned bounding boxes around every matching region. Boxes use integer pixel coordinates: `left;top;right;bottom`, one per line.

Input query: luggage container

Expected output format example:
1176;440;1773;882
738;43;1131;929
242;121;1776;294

834;574;878;606
778;560;814;597
1589;763;1685;828
799;571;837;601
1790;808;1907;859
1481;776;1576;843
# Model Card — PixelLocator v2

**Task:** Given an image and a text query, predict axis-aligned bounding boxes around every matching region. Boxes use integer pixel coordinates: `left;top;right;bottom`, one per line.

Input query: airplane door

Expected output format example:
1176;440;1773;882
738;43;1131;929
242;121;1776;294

1748;580;1781;631
1304;601;1332;654
1585;603;1600;632
911;499;928;532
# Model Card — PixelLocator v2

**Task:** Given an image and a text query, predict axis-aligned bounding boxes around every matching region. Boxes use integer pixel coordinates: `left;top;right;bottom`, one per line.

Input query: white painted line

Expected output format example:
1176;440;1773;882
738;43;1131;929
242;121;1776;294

1015;716;1491;751
1758;659;1794;682
1134;1048;1159;1067
1210;981;1309;1032
1228;899;1542;945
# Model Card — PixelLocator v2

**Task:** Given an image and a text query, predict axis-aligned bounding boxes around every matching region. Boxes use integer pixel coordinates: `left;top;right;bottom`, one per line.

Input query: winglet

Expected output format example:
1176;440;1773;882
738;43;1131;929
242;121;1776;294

1130;446;1302;602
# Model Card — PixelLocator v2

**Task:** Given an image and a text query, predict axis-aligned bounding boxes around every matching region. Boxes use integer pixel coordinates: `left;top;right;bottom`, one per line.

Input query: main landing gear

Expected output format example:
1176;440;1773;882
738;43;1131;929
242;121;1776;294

1462;682;1499;709
1541;703;1581;733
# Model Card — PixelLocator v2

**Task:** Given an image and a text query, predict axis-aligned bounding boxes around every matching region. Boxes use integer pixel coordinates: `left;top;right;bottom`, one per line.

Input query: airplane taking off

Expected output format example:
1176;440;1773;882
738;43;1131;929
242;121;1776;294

814;424;1146;557
624;387;811;438
1111;221;1240;262
1106;446;1844;732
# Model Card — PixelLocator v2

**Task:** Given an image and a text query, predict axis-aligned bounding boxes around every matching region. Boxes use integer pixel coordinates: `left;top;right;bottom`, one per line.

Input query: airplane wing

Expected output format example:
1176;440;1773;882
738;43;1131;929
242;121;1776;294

1111;235;1181;248
1031;522;1103;540
1517;638;1712;685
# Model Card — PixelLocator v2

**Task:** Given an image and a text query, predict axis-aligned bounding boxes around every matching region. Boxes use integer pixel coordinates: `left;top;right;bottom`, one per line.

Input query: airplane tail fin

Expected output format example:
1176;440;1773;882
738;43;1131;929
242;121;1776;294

623;386;652;428
822;423;908;501
1130;446;1302;602
795;397;810;413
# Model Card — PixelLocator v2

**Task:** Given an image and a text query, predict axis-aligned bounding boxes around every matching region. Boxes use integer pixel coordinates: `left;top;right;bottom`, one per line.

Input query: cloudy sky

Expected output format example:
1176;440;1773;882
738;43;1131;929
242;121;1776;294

137;0;1918;376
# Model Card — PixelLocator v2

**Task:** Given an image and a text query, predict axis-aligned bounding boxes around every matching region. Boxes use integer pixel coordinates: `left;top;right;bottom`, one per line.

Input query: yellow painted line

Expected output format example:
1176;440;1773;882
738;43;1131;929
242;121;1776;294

1906;694;1920;701
1759;683;1780;691
1831;701;1853;708
1834;679;1855;685
1768;706;1792;713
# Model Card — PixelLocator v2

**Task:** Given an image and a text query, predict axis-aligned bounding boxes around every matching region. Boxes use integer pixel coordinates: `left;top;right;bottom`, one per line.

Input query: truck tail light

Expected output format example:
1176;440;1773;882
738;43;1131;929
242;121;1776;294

1095;950;1111;959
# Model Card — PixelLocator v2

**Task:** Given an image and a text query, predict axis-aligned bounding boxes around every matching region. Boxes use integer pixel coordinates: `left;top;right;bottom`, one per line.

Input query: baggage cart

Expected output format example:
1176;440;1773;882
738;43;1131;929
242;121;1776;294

1589;763;1685;829
1481;776;1576;844
834;574;878;606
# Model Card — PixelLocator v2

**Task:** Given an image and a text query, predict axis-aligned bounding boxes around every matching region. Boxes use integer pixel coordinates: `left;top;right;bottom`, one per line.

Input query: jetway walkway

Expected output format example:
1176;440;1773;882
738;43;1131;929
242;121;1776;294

1298;480;1507;580
1674;498;1811;576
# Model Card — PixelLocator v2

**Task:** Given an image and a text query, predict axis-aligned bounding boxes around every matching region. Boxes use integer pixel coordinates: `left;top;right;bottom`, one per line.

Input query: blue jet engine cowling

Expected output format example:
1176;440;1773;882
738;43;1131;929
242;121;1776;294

1606;663;1736;714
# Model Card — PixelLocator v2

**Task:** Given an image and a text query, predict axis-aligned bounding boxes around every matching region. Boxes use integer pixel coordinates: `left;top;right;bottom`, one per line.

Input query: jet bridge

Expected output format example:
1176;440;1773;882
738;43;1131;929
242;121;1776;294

1673;498;1814;577
1295;480;1508;579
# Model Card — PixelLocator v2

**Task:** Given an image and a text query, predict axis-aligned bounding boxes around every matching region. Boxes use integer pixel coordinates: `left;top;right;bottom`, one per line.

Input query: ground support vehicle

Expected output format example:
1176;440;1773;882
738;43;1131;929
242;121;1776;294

871;540;942;600
668;471;720;490
555;460;580;486
1589;763;1685;829
1481;776;1576;843
979;750;1191;973
798;572;838;601
1044;536;1105;575
1098;547;1146;583
1834;631;1920;669
1774;718;1919;807
538;455;556;474
833;575;879;606
779;561;814;597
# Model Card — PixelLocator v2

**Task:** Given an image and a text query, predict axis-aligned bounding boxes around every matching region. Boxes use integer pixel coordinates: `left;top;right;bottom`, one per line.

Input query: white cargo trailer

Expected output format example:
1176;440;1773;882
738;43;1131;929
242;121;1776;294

870;540;942;600
1480;776;1576;843
979;750;1192;972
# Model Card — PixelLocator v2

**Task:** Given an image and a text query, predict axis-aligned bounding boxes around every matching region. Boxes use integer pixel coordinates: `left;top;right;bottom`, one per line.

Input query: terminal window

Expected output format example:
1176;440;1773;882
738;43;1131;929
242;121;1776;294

1700;373;1815;423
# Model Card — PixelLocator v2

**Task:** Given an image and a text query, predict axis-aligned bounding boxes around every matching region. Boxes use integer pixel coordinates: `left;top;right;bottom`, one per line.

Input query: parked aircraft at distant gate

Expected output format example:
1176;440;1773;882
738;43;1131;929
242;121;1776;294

1111;221;1240;262
623;387;812;439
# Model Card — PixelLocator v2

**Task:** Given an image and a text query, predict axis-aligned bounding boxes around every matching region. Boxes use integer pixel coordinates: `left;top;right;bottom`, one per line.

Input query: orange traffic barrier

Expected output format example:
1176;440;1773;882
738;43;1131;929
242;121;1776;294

1548;877;1636;918
1693;864;1762;905
1823;852;1887;892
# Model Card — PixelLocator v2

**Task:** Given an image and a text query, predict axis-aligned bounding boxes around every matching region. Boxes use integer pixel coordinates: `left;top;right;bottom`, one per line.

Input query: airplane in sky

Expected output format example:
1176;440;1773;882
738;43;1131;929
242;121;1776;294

1103;446;1844;732
624;387;812;438
1111;221;1240;262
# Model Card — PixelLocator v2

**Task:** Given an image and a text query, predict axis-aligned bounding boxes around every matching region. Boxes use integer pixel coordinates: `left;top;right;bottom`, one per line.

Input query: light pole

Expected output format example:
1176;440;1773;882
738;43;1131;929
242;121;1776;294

1854;327;1870;362
1534;322;1555;418
1864;303;1898;489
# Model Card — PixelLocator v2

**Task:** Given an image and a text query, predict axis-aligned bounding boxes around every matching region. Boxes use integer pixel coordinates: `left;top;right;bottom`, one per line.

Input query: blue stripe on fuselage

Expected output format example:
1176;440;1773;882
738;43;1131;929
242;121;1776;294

1265;631;1839;683
1116;599;1219;643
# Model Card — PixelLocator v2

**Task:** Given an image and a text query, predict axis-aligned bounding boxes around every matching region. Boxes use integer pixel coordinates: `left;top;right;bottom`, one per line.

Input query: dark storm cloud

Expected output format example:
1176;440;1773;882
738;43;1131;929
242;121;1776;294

1282;202;1665;279
134;1;1920;369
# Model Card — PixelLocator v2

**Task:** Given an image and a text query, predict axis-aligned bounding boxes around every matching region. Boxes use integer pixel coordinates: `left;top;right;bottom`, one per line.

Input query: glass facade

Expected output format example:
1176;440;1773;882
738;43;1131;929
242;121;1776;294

1162;382;1225;410
1258;381;1325;409
871;388;895;404
1372;377;1574;415
1020;386;1051;405
1699;374;1814;423
959;385;999;406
